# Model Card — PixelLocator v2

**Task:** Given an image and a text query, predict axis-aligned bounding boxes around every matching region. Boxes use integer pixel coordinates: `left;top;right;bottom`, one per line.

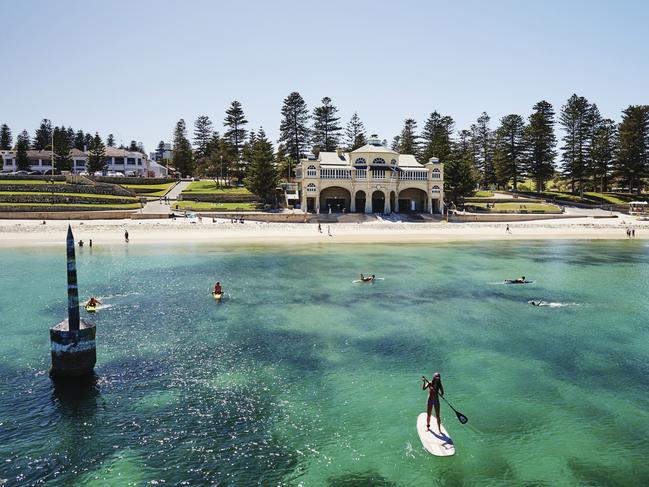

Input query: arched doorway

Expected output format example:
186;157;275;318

372;190;385;213
354;190;366;213
319;186;351;213
390;191;396;213
398;188;428;212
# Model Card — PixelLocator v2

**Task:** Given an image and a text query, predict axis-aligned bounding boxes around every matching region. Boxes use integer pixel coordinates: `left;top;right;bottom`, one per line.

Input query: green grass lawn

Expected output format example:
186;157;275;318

173;201;260;211
0;191;138;201
121;183;175;197
473;190;494;197
0;180;66;185
181;181;252;195
470;202;560;213
0;202;141;209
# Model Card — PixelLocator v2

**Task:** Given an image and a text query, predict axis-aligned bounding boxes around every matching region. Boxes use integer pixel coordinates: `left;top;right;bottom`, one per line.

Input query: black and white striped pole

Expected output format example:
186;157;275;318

49;225;96;379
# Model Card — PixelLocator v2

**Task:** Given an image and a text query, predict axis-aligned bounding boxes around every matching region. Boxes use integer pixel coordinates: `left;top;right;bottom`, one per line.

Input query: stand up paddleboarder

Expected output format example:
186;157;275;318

422;373;444;433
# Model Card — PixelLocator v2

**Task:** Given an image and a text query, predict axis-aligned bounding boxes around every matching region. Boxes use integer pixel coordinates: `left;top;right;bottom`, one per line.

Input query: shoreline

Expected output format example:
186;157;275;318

0;217;647;248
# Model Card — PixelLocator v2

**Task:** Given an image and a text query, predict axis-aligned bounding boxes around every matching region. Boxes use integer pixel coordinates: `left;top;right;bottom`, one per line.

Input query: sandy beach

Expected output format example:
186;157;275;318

0;216;647;247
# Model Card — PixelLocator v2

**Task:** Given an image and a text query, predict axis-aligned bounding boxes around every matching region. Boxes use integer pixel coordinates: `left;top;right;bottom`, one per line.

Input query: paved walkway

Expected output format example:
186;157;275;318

141;180;190;214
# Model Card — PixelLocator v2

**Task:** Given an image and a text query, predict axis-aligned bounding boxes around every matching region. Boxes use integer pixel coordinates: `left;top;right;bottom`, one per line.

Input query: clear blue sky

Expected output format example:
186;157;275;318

2;0;648;153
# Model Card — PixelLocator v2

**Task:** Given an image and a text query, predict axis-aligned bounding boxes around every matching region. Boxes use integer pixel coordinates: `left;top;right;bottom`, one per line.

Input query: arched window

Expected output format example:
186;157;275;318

390;159;397;165
432;185;441;192
372;157;386;165
306;183;317;192
431;168;441;179
355;157;366;166
307;165;317;177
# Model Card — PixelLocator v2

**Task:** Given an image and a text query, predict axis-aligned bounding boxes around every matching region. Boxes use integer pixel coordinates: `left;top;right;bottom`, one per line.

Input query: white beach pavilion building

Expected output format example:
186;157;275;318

297;137;444;214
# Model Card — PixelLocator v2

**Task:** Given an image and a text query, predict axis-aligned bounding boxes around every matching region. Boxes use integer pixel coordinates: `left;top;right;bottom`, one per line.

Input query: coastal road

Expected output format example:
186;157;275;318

141;180;191;214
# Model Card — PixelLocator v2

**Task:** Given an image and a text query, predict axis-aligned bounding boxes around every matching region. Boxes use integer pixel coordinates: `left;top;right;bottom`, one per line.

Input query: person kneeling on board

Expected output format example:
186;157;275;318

214;282;223;294
422;373;444;433
86;297;101;307
360;274;375;282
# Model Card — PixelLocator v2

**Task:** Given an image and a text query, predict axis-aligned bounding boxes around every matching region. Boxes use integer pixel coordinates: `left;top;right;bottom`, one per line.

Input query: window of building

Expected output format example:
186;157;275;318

137;159;142;165
432;185;441;192
373;169;385;179
307;165;317;177
114;157;125;165
75;160;85;167
432;168;441;179
390;159;397;165
5;159;13;166
127;158;136;165
372;157;386;165
306;183;316;192
355;157;366;166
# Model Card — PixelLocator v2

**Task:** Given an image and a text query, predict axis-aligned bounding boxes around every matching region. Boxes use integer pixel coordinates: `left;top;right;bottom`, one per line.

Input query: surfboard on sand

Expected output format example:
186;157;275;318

416;412;455;456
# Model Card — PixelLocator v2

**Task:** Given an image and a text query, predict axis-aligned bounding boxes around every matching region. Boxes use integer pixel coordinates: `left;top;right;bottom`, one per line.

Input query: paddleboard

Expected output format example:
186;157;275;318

212;292;223;301
352;277;385;283
416;412;455;457
85;305;97;313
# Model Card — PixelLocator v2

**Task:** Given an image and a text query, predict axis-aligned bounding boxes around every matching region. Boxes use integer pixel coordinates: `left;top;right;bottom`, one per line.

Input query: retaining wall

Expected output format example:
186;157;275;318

0;183;134;197
0;210;170;219
0;193;137;205
449;213;589;222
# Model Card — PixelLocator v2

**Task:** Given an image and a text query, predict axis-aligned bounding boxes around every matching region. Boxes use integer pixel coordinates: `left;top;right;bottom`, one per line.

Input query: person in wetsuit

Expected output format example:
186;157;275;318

422;372;445;433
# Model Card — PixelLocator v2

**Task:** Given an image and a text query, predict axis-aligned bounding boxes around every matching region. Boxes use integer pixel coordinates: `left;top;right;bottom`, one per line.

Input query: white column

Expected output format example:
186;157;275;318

350;193;356;213
384;191;391;214
365;193;372;213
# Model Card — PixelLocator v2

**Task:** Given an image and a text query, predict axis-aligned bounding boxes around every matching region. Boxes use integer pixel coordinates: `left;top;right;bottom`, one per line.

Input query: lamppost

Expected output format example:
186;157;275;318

220;155;223;187
51;127;55;176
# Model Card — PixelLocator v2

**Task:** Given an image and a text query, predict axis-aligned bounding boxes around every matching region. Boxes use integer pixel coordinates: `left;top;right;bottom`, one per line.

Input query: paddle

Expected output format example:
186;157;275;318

422;376;468;424
440;394;468;424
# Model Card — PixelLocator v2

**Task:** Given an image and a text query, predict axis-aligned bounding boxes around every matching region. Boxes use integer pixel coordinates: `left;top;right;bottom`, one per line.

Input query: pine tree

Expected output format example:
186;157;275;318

391;136;401;151
472;112;495;187
312;97;342;151
279;91;310;178
74;130;86;150
33;119;52;150
445;130;478;204
128;140;139;152
560;94;594;195
344;113;367;150
398;118;419;155
615;105;649;194
0;124;12;150
156;140;166;161
244;128;278;204
590;118;617;192
193;115;214;160
106;134;115;147
15;130;31;171
275;144;292;181
420;112;454;164
523;100;557;192
52;126;72;171
66;127;76;149
172;119;194;177
493;114;526;189
223;100;248;159
87;132;107;174
84;133;93;152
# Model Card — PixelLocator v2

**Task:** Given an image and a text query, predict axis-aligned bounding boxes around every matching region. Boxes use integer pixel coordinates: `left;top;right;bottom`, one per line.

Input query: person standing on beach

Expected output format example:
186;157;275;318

327;225;332;237
318;223;322;233
124;230;129;243
422;373;444;433
506;224;511;234
89;239;93;248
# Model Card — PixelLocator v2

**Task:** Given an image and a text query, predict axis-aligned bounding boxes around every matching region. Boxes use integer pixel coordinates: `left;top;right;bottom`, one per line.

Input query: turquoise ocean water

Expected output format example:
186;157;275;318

0;241;648;486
